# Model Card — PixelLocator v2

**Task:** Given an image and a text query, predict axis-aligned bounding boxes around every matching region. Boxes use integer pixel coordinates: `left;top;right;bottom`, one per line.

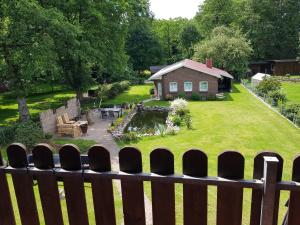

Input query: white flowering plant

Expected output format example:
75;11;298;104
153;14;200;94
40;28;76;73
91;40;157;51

170;98;189;116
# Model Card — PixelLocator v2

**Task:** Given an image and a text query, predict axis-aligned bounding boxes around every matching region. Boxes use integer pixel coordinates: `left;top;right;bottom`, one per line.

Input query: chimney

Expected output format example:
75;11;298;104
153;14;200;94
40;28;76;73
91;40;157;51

206;58;213;69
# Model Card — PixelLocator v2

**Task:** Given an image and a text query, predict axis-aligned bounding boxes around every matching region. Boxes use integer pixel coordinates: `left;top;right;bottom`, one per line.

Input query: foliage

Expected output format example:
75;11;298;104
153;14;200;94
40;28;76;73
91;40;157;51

119;132;140;143
191;93;201;101
0;125;16;146
165;94;175;101
150;88;155;95
14;121;43;149
170;98;189;116
267;90;287;106
193;26;253;78
171;115;182;126
180;24;201;58
178;92;186;99
256;78;282;96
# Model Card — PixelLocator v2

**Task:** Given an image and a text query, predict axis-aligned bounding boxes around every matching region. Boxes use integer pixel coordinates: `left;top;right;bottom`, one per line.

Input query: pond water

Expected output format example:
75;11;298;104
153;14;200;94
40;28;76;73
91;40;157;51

124;111;168;134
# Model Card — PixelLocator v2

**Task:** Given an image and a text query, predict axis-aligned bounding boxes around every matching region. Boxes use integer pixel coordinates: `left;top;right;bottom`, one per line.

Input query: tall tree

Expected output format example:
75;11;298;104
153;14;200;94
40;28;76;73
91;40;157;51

0;1;60;121
180;24;201;58
193;26;253;78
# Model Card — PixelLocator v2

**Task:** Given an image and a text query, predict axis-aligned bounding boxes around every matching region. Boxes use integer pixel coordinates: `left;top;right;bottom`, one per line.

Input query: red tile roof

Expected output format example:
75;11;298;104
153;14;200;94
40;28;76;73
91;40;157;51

149;59;233;80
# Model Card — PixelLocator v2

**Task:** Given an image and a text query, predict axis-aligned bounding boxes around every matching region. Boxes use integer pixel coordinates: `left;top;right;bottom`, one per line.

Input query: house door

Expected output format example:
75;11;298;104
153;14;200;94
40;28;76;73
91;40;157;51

157;82;162;99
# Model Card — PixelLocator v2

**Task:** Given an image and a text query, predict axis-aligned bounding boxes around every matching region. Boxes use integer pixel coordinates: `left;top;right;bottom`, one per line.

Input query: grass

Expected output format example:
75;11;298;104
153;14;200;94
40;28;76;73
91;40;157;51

104;84;153;104
120;83;300;224
282;82;300;104
0;90;75;126
52;138;97;153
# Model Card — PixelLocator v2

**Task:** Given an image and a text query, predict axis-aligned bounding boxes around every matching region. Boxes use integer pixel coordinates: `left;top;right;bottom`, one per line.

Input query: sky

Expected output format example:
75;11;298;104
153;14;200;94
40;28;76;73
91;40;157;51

150;0;203;19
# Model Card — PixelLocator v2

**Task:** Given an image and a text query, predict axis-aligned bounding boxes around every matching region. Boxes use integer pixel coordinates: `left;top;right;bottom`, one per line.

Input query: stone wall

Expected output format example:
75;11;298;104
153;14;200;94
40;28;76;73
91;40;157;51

39;98;81;134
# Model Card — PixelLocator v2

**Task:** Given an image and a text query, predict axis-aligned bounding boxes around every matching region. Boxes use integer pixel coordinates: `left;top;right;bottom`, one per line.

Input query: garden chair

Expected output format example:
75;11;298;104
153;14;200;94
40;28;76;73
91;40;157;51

62;113;76;124
108;110;115;119
101;110;108;120
56;116;81;138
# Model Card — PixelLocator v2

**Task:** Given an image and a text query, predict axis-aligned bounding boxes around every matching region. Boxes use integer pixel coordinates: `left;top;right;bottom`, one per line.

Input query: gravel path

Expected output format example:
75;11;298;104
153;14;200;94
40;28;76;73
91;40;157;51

79;111;153;225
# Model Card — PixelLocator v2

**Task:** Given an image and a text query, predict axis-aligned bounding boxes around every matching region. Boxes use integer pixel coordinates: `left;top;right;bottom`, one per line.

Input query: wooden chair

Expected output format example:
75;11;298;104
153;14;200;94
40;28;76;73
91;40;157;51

57;116;81;138
62;113;76;124
108;110;115;119
101;110;108;120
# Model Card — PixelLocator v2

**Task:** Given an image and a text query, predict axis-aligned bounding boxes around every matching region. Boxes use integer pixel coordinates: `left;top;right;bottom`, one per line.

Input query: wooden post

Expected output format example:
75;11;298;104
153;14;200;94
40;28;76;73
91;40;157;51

260;157;279;225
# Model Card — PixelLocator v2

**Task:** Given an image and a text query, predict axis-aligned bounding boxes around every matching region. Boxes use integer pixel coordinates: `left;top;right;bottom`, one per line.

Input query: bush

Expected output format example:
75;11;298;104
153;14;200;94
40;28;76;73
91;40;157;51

178;92;186;99
149;88;155;95
119;132;140;143
14;121;44;149
184;114;193;129
256;78;281;96
267;90;287;106
119;80;130;91
170;98;189;116
165;94;174;101
171;115;182;126
191;93;200;101
0;125;16;146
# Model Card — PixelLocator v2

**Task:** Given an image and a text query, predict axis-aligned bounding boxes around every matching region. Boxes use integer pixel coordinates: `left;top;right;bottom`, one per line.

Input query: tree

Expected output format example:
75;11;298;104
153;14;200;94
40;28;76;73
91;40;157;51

237;0;300;60
195;0;236;35
180;24;201;58
126;22;163;72
152;18;189;63
193;26;253;78
0;1;60;121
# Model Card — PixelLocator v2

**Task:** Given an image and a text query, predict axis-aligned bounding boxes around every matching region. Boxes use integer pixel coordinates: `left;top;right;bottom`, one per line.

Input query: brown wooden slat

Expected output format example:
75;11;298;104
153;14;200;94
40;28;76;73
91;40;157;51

286;155;300;225
7;144;40;225
59;144;89;225
0;147;16;225
150;148;175;225
183;149;208;225
250;152;283;225
119;147;146;225
88;145;116;225
32;144;64;225
217;151;244;225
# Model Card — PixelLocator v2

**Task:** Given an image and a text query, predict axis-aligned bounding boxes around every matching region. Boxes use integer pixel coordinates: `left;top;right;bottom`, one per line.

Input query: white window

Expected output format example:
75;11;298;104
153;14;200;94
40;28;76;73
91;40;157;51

169;82;178;92
184;81;193;92
199;81;208;92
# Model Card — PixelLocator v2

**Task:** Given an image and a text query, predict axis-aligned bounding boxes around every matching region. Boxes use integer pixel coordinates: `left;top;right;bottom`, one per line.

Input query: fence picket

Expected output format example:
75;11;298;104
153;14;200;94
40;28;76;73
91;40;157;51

250;152;283;225
7;144;40;225
32;144;64;225
183;149;208;225
0;149;16;225
119;147;146;225
59;144;89;225
88;145;116;225
286;155;300;225
217;151;244;225
150;148;175;225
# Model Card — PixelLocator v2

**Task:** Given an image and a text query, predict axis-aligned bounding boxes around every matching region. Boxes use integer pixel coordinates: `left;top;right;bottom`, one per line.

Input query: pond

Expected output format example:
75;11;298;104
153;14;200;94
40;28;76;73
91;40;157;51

124;111;168;134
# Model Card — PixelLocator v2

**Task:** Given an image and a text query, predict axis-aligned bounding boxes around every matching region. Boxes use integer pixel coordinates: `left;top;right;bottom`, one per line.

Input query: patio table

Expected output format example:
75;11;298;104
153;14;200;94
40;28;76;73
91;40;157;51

99;108;122;118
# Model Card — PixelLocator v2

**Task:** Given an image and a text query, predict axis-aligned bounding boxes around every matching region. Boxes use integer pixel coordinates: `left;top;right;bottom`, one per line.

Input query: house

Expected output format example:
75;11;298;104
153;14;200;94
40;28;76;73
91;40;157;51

250;59;300;76
251;73;271;87
148;59;233;100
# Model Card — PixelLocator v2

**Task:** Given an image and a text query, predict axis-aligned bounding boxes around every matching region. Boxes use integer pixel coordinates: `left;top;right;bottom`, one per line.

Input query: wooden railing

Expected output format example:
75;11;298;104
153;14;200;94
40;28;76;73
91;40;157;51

0;143;300;225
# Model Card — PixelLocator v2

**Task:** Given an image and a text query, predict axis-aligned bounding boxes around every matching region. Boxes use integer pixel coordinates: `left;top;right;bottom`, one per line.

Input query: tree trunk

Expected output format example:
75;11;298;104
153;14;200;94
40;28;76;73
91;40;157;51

76;90;84;101
17;97;30;122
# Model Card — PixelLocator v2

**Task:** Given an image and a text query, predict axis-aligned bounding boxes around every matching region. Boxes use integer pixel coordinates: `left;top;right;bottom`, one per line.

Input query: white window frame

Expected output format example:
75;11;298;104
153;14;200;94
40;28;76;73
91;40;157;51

169;82;178;93
184;81;193;92
199;81;208;92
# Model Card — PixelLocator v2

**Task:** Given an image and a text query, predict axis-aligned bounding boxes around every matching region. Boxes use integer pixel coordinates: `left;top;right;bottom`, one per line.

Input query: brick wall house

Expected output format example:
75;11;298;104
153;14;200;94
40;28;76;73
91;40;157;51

149;59;233;100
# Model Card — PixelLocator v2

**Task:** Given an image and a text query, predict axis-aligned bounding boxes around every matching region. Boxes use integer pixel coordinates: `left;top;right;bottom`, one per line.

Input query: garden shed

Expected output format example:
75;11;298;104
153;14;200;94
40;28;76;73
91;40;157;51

251;73;271;87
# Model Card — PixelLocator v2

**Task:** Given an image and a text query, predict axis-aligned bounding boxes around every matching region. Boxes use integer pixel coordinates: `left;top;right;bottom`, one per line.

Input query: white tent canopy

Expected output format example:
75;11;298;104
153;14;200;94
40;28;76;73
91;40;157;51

251;73;271;86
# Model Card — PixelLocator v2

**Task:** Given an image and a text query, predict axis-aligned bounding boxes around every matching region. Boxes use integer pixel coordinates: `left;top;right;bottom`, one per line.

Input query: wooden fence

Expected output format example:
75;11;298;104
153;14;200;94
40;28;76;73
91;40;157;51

0;143;300;225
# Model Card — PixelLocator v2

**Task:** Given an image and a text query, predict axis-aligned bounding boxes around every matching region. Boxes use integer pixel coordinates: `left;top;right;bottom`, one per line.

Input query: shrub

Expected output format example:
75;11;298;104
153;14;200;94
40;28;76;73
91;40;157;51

170;98;189;116
256;78;281;96
178;92;186;99
120;132;140;143
149;88;155;95
191;93;200;101
267;90;287;106
171;115;182;126
0;125;16;146
107;82;122;99
119;80;130;91
184;114;193;129
165;94;174;101
44;133;53;140
14;121;44;149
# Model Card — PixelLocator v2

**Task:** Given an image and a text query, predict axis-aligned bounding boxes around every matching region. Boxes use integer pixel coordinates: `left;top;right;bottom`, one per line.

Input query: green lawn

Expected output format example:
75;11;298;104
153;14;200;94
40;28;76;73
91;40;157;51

121;83;300;224
104;84;153;105
0;90;75;126
282;82;300;104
